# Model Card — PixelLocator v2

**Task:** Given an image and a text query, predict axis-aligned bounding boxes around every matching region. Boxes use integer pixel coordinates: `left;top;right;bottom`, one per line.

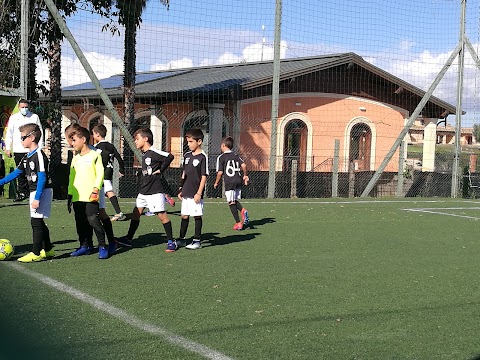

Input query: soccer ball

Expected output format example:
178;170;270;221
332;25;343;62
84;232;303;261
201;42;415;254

0;239;14;261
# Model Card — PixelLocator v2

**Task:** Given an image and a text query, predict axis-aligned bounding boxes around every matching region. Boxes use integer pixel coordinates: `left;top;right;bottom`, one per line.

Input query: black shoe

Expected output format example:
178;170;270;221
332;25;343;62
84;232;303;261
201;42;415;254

13;193;27;202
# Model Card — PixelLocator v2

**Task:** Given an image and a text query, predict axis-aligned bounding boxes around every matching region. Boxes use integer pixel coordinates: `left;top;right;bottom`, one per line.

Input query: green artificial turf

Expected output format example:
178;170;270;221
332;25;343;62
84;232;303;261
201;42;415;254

1;198;480;359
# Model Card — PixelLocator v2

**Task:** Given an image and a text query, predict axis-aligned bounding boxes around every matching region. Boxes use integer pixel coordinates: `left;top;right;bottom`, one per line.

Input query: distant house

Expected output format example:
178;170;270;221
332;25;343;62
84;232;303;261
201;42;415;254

409;119;475;146
60;52;456;175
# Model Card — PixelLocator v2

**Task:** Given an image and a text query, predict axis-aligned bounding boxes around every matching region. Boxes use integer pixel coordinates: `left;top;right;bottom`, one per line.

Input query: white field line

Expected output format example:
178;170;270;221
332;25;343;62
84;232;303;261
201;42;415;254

403;207;480;220
6;262;234;360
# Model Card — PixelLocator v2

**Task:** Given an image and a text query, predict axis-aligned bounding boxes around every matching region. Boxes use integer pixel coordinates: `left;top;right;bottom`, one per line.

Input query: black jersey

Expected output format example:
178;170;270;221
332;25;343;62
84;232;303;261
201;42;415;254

216;150;245;191
182;151;209;198
139;148;174;195
18;149;52;193
94;140;125;181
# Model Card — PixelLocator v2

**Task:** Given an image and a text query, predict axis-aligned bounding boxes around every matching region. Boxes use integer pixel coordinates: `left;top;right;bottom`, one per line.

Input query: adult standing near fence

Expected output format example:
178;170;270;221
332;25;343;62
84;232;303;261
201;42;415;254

5;99;44;202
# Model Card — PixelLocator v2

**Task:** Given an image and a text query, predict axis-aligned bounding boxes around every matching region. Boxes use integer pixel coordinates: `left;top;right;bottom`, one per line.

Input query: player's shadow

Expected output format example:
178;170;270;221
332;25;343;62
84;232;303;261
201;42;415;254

243;217;276;230
203;232;260;247
112;232;167;256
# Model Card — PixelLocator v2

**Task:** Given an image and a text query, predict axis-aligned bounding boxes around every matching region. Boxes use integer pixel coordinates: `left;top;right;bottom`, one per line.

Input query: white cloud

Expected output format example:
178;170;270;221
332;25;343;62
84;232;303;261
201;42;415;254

149;57;194;71
37;51;124;88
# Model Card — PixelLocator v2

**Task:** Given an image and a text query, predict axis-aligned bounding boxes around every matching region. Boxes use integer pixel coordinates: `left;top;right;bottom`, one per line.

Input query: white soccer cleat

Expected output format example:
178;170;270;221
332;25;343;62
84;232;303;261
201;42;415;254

185;240;201;250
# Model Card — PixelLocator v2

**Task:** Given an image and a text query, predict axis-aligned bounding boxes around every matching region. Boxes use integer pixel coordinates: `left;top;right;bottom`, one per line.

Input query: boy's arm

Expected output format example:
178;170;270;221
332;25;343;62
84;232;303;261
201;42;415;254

93;154;104;190
0;168;22;186
34;171;46;201
113;146;125;175
197;175;207;196
159;153;174;173
35;114;44;149
213;171;223;188
241;163;249;185
4;116;14;155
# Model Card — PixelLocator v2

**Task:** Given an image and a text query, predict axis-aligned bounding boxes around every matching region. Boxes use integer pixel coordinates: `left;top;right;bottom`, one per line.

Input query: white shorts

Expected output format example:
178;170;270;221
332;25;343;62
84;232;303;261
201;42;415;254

99;186;106;209
30;188;53;219
181;198;204;217
103;180;113;193
136;193;166;213
225;189;241;202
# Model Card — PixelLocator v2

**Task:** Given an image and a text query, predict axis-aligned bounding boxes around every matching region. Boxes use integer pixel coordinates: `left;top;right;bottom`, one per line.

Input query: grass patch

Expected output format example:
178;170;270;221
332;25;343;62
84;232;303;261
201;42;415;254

1;198;480;359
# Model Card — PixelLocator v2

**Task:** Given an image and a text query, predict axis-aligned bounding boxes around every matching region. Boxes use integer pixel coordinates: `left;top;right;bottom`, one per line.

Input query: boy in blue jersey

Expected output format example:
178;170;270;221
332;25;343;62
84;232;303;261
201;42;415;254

0;124;54;262
214;136;249;230
116;128;175;251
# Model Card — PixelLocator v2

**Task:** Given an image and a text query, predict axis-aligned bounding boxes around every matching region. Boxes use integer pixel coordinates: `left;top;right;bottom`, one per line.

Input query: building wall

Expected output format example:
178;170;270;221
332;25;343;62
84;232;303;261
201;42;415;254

240;93;407;172
62;93;408;172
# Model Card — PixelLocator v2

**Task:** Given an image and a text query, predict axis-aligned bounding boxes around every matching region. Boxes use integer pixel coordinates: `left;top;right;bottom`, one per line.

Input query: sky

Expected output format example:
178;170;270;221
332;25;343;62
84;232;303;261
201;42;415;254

35;0;480;126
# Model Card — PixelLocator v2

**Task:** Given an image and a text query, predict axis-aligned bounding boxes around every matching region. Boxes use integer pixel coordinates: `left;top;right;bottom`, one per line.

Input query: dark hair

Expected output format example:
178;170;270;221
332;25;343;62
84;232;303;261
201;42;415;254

222;136;234;150
134;127;153;145
70;126;90;143
18;99;29;106
185;128;204;141
64;122;82;136
92;124;107;138
19;123;41;143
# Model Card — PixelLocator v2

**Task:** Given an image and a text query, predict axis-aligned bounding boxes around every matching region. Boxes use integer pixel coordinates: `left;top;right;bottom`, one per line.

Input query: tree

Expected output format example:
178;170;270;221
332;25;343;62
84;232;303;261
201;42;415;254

113;0;169;170
473;124;480;143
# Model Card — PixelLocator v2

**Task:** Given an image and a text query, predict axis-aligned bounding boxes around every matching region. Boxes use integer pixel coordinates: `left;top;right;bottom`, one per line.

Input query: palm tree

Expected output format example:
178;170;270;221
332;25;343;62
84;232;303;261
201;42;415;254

115;0;169;129
114;0;169;168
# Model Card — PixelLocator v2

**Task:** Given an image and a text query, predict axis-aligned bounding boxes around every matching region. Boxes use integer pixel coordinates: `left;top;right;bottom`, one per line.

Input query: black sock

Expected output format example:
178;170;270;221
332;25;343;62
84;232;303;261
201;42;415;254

163;220;173;240
194;216;202;239
31;218;44;255
127;219;140;240
230;203;241;222
101;217;115;243
235;201;243;211
42;221;52;252
109;196;122;214
180;217;189;239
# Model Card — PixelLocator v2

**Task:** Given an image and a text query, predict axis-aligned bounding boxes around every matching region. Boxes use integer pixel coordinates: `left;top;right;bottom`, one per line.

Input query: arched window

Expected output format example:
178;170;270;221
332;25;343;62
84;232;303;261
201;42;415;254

283;120;307;171
349;123;372;171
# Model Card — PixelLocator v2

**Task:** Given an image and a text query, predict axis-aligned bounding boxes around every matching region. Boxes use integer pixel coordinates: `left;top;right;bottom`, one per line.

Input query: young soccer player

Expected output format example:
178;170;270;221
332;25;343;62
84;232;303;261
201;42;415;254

0;124;54;262
68;127;111;259
115;128;175;251
65;124;94;250
91;124;126;221
213;136;250;230
176;128;208;250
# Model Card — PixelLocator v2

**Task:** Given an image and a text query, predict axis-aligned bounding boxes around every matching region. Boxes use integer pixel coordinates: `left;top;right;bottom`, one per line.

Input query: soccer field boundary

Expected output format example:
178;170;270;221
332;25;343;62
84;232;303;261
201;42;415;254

403;207;480;220
6;262;235;360
111;199;464;206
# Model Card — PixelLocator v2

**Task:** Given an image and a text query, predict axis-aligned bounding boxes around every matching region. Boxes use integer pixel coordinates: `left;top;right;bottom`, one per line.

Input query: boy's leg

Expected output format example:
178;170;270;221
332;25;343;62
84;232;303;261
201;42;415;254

157;212;173;239
116;207;142;247
179;216;189;239
99;208;115;243
108;193;123;215
229;202;241;223
85;202;106;247
16;217;45;262
185;216;202;250
194;216;202;239
30;218;45;256
73;202;91;248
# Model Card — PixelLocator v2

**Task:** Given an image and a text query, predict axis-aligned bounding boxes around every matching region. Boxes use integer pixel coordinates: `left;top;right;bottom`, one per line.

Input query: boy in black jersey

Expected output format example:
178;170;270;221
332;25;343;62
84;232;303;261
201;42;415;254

0;124;54;262
214;136;250;230
177;128;208;250
116;128;175;250
91;124;126;221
